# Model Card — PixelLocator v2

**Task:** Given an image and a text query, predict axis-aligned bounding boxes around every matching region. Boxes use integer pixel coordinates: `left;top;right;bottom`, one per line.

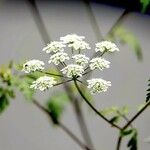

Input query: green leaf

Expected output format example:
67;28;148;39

46;92;70;123
146;79;150;102
109;116;120;124
12;76;34;101
121;106;130;115
140;0;150;13
121;129;133;137
127;129;138;150
100;106;118;116
112;26;143;60
0;88;9;113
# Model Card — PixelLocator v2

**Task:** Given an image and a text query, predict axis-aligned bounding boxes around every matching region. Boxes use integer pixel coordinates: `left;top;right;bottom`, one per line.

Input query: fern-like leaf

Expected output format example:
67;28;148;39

146;79;150;102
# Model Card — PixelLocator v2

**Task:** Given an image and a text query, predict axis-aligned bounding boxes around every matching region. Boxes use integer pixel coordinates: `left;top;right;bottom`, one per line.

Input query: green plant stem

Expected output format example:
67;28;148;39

26;0;51;43
74;79;122;130
38;70;67;78
32;99;91;150
63;83;95;150
117;111;134;128
115;112;134;150
122;100;150;130
116;135;123;150
82;0;102;41
106;9;129;37
115;101;150;150
54;79;73;86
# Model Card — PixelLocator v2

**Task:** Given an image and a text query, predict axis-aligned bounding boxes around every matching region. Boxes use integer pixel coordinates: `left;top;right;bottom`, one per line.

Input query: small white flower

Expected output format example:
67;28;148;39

95;41;119;53
89;57;110;70
48;52;69;65
60;34;85;44
87;78;111;94
72;54;89;67
30;76;57;91
42;41;66;54
68;40;91;50
22;60;44;73
61;64;84;78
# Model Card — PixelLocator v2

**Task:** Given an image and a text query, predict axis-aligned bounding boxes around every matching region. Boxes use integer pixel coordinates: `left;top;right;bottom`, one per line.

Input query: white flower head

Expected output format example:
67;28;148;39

89;57;110;70
60;34;85;44
87;78;111;94
61;64;84;78
95;41;119;53
30;76;57;91
22;59;44;73
68;40;91;50
48;52;70;65
72;54;89;67
42;41;66;54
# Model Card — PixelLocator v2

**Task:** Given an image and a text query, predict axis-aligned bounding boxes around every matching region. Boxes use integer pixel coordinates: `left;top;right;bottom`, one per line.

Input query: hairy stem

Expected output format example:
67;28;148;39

74;79;122;130
116;135;123;150
38;70;67;78
123;100;150;130
82;0;102;41
63;83;95;150
54;79;73;86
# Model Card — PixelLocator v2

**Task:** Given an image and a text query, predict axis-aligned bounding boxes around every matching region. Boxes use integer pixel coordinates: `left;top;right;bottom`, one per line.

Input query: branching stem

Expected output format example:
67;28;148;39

74;79;122;130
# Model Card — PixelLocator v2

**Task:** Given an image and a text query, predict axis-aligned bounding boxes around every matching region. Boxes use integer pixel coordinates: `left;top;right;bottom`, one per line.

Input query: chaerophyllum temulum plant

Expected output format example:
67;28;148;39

22;34;118;93
0;33;150;150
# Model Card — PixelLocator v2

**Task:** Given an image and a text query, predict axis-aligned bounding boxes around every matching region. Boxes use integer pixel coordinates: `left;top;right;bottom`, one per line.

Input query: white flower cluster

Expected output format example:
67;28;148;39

22;34;119;93
61;64;84;78
22;60;44;73
48;52;69;65
68;40;91;50
43;41;65;53
95;41;119;53
60;34;85;44
89;57;110;70
30;76;57;91
72;54;89;67
87;78;111;94
60;34;90;51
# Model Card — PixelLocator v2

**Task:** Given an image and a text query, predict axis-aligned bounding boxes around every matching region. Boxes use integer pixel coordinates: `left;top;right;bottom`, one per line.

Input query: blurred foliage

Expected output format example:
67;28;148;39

70;82;93;102
111;26;143;60
121;129;134;137
100;106;129;124
137;103;146;111
140;0;150;13
0;87;15;113
120;128;138;150
46;92;70;123
12;75;35;101
127;129;138;150
146;79;150;102
0;62;15;113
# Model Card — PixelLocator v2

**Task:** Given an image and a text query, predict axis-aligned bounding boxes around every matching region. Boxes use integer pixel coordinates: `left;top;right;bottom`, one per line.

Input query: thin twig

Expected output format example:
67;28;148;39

32;99;91;150
116;135;123;150
122;101;150;130
26;0;51;43
116;111;133;128
63;83;95;150
38;70;67;78
54;79;73;86
74;79;122;130
115;101;150;150
82;0;102;41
